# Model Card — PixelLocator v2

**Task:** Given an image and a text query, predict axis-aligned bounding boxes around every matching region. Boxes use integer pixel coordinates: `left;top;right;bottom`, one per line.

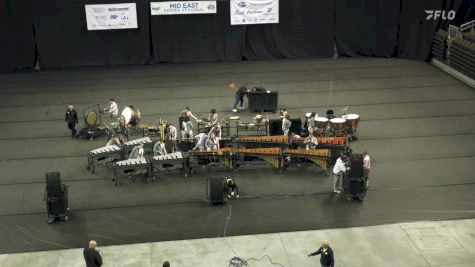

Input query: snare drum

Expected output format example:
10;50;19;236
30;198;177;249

330;118;347;132
342;114;360;134
315;117;329;130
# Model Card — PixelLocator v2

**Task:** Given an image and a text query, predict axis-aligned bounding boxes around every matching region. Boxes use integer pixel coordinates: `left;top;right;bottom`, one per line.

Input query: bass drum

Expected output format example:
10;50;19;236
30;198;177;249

121;106;141;126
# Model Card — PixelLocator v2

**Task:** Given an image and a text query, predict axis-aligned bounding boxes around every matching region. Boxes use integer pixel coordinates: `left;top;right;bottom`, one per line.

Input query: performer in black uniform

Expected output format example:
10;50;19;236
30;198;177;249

65;105;78;138
308;241;335;267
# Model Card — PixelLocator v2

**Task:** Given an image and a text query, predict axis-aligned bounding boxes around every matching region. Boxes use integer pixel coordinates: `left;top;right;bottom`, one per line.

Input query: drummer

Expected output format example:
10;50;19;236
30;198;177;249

282;114;292;136
304;133;318;150
181;116;193;139
103;98;119;121
106;135;124;147
208;124;222;140
307;112;317;135
165;123;178;141
193;133;207;151
153;138;167;156
208;109;218;125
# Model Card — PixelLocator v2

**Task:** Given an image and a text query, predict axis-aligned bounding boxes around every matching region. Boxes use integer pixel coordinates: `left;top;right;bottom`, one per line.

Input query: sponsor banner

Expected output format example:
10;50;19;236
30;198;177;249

151;1;217;15
85;3;138;30
230;0;279;25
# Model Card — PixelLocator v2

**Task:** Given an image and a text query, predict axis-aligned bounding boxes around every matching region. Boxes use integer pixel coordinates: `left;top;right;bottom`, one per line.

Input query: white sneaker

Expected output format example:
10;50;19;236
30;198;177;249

232;109;237;112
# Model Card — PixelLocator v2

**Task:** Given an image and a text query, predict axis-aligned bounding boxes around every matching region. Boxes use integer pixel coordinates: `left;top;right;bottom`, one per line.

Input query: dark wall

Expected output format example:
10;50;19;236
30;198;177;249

397;0;463;60
150;1;244;62
33;0;150;68
0;0;471;71
335;0;400;57
0;0;36;71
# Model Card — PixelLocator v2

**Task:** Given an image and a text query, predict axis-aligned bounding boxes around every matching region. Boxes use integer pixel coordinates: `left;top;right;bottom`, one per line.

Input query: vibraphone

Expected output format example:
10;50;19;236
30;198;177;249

123;136;154;155
284;148;332;173
151;152;189;177
235;147;282;170
237;135;289;148
188;147;234;171
87;145;123;173
112;157;152;186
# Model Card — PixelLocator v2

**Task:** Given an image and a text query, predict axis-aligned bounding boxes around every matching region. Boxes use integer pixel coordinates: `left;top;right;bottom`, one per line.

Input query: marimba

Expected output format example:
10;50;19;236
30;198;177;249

87;145;123;173
112;157;151;186
284;149;332;173
235;147;282;169
188;147;234;171
237;135;289;148
151;152;189;177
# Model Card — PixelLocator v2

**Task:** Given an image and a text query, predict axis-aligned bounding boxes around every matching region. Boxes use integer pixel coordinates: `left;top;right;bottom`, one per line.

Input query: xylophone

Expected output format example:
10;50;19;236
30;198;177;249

236;147;282;169
188;147;234;170
112;157;151;186
284;149;332;173
123;137;154;154
151;152;189;177
87;145;123;174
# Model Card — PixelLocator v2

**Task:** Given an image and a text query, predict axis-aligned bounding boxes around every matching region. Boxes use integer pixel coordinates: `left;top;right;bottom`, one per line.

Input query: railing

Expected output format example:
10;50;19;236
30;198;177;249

460;20;474;33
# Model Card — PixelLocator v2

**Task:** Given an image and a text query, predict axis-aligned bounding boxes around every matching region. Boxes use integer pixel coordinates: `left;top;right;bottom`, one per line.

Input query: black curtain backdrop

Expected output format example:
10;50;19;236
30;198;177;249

1;0;473;71
244;0;335;59
397;0;464;60
150;0;245;62
335;0;400;57
0;0;36;71
33;0;150;68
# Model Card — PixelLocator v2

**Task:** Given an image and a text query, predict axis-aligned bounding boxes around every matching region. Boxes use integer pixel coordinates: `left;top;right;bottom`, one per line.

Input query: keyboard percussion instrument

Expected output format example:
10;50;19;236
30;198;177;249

112;157;151;186
87;145;123;174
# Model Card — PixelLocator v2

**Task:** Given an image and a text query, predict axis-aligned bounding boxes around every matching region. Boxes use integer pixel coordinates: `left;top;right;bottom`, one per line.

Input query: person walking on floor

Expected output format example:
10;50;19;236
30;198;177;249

363;150;371;189
83;240;103;267
308;241;334;267
232;84;249;112
65;105;78;138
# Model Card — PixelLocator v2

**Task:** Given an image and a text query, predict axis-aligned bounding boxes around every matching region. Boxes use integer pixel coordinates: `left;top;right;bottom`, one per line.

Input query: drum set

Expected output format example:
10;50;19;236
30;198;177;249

312;113;360;139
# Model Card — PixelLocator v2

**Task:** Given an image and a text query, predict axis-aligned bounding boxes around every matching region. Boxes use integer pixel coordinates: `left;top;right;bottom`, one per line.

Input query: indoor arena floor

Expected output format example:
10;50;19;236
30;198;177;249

0;58;474;254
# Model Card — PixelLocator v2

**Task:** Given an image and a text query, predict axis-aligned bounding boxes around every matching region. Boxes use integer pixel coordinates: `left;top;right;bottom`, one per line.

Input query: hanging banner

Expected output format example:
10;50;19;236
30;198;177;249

85;3;138;30
151;1;217;15
230;0;279;25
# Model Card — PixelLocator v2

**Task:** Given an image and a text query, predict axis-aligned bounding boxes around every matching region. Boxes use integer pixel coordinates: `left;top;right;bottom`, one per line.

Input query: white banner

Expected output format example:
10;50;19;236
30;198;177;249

85;3;138;30
151;1;217;15
230;0;279;25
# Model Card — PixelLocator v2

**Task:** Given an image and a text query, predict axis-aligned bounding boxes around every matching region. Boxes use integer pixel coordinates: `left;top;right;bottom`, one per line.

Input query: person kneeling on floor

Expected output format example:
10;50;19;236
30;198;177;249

224;178;239;198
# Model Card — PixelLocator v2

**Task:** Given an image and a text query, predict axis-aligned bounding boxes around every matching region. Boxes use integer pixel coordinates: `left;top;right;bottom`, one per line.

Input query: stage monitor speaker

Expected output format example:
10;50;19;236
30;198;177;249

248;91;278;113
45;172;69;223
208;178;224;205
46;172;62;198
269;118;302;136
349;154;364;178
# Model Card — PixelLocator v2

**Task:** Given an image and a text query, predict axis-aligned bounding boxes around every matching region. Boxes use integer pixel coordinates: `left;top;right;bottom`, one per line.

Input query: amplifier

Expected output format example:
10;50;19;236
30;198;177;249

248;91;278;113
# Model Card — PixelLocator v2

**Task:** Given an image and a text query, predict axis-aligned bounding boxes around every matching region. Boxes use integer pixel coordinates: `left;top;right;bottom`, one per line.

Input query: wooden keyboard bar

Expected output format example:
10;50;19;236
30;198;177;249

285;149;331;157
239;135;289;143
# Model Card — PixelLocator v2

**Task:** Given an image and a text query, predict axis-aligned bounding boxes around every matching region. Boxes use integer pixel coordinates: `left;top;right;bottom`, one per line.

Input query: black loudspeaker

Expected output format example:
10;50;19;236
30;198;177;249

208;178;224;205
45;172;69;223
46;172;62;198
349;154;364;178
248;91;278;113
269;118;302;135
349;179;366;195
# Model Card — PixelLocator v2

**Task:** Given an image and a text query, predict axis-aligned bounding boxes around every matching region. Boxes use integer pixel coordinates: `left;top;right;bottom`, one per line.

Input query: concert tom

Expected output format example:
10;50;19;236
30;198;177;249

330;118;347;134
342;114;360;134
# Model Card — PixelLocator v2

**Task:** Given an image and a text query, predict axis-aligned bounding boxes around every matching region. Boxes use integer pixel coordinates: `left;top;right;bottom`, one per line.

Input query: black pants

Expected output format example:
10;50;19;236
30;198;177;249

68;123;76;137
